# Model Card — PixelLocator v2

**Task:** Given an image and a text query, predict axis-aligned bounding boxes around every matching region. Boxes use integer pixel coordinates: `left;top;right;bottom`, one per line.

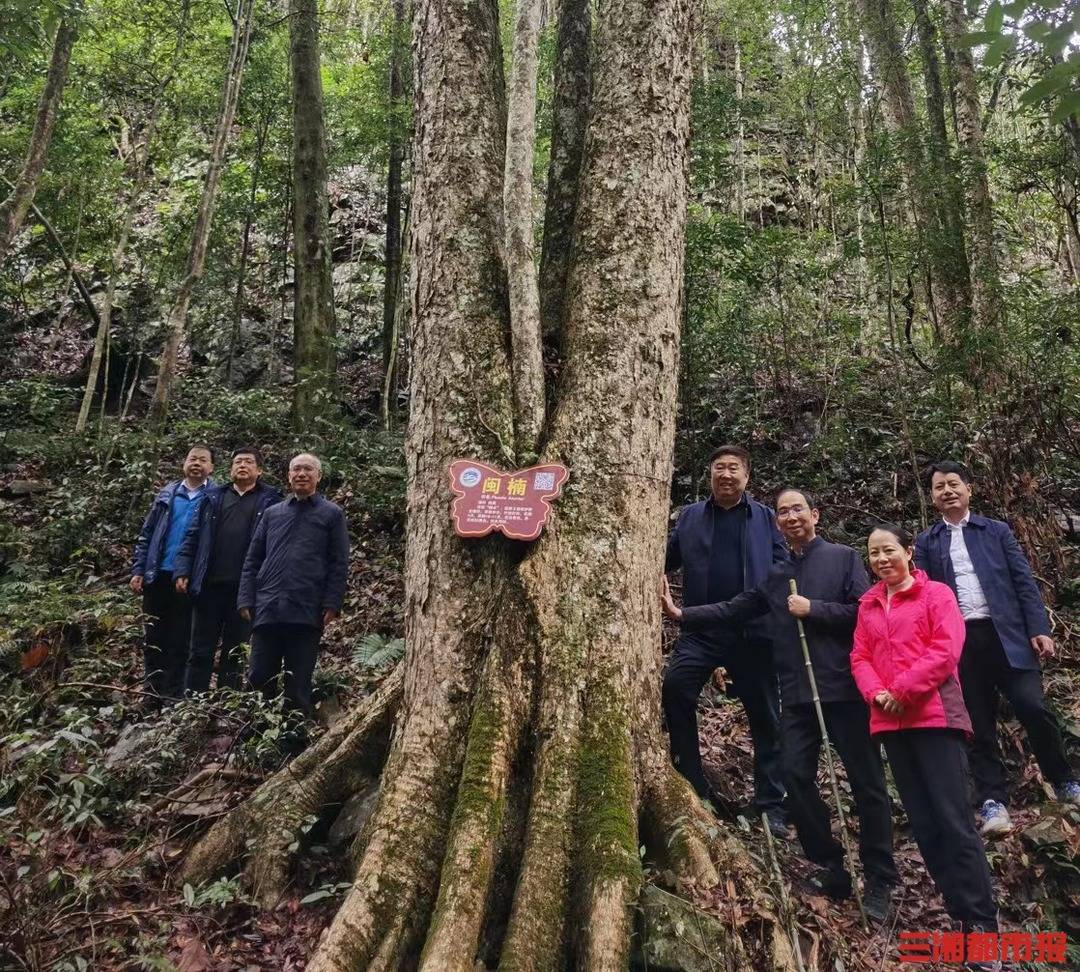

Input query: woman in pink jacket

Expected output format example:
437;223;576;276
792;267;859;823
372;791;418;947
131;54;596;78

852;523;998;944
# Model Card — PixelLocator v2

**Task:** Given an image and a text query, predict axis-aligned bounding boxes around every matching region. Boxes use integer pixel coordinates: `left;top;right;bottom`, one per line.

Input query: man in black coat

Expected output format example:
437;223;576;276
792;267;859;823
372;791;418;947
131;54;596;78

662;445;788;834
663;488;898;921
174;446;281;693
238;453;349;715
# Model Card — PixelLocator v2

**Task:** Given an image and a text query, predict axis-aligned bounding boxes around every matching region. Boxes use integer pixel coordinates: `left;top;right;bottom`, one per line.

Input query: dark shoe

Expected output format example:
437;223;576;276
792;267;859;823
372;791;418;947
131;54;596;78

765;809;790;840
962;921;1001;972
862;881;892;924
802;866;852;900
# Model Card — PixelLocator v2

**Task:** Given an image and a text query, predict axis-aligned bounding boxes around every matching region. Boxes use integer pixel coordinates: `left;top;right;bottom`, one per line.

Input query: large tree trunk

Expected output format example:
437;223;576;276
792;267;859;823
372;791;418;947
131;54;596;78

537;0;590;349
503;0;546;459
853;0;970;343
379;0;407;430
290;0;337;429
185;0;798;967
940;0;1003;344
0;17;75;264
149;0;255;422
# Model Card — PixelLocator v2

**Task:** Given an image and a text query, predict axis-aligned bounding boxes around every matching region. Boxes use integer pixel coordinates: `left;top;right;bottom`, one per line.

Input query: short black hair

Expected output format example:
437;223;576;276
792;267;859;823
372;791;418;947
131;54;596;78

776;486;817;511
869;521;914;548
706;444;750;470
927;460;973;486
232;445;263;466
187;443;215;463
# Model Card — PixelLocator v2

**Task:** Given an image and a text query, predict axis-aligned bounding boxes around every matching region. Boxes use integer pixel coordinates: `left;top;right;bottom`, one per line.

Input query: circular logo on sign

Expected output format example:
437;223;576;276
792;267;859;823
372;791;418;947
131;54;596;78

459;467;482;488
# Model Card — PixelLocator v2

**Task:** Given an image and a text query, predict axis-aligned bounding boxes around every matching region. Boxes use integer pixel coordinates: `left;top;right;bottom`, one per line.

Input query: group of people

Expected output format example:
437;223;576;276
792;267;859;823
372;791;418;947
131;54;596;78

130;444;349;715
660;444;1077;954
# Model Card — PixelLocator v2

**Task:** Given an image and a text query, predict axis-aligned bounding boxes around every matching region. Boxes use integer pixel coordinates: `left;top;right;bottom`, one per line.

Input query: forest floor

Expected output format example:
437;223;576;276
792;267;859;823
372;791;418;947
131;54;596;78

1;388;1078;972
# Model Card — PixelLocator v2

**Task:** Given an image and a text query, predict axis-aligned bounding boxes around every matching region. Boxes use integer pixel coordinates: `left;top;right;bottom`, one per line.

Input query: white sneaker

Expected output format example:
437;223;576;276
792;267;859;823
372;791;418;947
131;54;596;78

977;799;1012;836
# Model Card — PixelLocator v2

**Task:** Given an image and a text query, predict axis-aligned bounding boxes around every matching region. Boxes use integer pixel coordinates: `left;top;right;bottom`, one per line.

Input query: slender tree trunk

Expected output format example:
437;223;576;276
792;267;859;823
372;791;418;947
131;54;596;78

150;0;255;421
733;39;746;221
537;0;590;347
290;0;336;429
228;103;272;384
0;17;76;264
911;0;969;306
503;0;546;458
380;0;407;429
187;0;800;968
940;0;1003;341
853;0;970;341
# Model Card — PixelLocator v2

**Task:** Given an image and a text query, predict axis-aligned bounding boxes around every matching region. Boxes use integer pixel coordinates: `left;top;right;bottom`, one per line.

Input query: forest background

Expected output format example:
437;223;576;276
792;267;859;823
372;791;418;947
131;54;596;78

0;0;1078;968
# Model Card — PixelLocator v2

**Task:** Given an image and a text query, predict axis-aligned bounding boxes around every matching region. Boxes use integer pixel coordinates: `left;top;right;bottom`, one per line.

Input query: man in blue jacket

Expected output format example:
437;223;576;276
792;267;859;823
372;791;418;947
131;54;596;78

239;453;349;715
664;489;897;921
174;447;281;694
663;444;788;835
130;444;214;702
915;460;1079;835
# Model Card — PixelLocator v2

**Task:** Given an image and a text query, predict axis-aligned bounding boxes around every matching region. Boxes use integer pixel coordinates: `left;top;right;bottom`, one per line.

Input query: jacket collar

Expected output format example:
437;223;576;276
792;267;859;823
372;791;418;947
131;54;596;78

860;567;930;606
790;535;823;560
930;510;988;534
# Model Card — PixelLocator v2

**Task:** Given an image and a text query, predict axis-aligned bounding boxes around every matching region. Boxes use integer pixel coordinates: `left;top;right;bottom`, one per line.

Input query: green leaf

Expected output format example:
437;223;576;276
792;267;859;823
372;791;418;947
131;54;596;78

985;1;1003;33
183;883;195;906
1002;0;1028;17
300;889;331;904
1020;75;1065;106
1049;91;1080;124
963;30;997;47
984;36;1011;68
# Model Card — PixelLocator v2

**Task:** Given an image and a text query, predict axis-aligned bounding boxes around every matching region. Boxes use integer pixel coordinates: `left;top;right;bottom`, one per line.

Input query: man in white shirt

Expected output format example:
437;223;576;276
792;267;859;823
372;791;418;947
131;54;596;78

915;460;1078;836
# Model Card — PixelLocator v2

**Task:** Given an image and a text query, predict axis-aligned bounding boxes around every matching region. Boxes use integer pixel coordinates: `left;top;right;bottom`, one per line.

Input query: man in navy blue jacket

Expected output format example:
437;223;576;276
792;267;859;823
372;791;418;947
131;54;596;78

663;444;788;834
239;453;349;715
130;445;214;702
915;460;1078;835
174;447;281;694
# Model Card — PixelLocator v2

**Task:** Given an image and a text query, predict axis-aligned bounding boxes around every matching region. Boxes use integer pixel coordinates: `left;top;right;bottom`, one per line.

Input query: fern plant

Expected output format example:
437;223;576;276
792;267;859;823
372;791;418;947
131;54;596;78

352;633;405;671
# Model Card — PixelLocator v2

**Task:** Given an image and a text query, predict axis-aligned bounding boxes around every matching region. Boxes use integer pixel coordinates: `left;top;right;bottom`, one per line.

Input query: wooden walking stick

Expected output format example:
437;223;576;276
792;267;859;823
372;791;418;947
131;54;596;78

789;577;869;930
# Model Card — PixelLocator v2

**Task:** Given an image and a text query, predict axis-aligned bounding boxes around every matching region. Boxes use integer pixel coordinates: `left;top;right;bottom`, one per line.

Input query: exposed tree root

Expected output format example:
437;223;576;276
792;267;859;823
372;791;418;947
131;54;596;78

182;664;402;905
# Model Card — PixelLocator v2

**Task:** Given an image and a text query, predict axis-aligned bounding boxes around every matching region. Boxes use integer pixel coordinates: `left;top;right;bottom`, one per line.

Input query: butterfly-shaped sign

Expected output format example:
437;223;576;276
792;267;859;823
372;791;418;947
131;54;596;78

449;459;569;541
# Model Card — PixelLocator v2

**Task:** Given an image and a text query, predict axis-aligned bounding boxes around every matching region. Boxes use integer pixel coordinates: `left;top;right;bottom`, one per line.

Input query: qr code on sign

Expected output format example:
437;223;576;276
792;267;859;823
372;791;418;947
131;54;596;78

533;472;556;491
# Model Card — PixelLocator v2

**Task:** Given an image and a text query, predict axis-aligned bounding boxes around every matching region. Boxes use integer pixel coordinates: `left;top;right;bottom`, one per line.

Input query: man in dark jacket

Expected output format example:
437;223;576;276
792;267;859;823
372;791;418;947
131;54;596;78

664;489;898;921
915;460;1078;835
238;452;349;715
130;444;214;701
174;447;281;693
662;444;788;834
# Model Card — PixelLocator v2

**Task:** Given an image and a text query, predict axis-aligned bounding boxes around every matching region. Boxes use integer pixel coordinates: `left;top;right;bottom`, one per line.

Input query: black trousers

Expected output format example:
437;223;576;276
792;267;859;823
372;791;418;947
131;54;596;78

882;729;997;928
142;572;190;701
662;633;784;812
247;623;320;715
959;619;1073;805
782;701;898;887
185;582;250;693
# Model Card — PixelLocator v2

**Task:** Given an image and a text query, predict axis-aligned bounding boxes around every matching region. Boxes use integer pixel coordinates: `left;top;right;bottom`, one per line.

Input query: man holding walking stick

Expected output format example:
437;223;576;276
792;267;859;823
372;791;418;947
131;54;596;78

662;488;898;923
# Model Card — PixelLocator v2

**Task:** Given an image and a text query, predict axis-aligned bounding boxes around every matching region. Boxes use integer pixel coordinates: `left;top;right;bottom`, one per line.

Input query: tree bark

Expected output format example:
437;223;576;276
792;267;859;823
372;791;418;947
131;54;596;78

149;0;255;422
503;0;547;460
290;0;337;430
853;0;970;342
940;0;1003;343
911;0;969;317
537;0;590;348
186;0;799;967
380;0;406;429
0;17;76;264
